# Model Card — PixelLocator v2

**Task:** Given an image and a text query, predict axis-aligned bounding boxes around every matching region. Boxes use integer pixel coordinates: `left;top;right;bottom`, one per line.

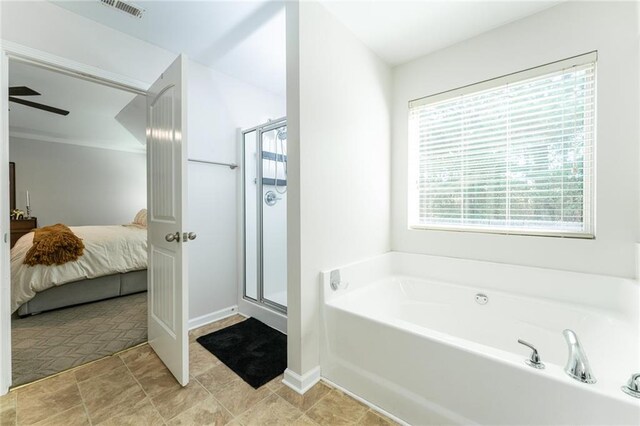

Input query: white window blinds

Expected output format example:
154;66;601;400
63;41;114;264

408;53;596;237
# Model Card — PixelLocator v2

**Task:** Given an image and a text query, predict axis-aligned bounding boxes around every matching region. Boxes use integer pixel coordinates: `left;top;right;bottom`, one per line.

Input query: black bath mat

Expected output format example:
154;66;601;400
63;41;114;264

196;317;286;389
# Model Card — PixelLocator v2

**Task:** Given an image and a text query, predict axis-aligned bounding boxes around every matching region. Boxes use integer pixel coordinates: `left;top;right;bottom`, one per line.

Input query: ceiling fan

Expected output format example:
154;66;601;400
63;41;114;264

9;86;69;116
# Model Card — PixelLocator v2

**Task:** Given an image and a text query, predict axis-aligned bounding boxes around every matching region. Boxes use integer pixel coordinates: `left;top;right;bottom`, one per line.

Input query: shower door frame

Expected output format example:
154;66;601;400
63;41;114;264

241;117;287;315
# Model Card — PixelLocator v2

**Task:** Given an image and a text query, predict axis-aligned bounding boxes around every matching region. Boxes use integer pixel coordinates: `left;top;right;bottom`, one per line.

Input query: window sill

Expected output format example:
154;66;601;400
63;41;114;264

408;225;595;239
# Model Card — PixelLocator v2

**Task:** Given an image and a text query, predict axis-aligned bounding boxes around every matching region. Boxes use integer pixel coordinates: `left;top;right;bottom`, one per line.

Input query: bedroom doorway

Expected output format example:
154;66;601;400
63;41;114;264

5;57;150;387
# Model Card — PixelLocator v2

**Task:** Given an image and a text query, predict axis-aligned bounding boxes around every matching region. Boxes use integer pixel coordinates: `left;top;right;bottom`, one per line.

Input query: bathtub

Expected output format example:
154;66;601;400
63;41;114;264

320;252;640;425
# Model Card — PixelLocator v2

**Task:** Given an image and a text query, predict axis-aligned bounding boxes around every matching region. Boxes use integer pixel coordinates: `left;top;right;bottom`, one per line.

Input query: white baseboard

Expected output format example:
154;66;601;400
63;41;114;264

320;377;409;426
188;305;238;330
282;366;321;395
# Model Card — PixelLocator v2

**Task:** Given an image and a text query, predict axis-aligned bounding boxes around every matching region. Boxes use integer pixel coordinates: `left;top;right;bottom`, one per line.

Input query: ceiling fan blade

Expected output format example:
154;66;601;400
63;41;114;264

9;86;40;97
9;97;69;116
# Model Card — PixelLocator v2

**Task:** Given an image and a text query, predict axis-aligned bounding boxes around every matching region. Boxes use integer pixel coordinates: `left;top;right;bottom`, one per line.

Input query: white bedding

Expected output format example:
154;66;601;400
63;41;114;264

11;225;147;313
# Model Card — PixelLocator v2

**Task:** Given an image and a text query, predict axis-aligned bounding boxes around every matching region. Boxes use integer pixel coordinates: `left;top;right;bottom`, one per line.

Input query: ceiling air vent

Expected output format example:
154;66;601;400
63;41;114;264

99;0;144;19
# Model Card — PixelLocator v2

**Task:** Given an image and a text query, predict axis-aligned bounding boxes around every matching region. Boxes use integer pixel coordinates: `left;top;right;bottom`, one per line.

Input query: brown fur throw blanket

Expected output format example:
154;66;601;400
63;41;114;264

24;224;85;266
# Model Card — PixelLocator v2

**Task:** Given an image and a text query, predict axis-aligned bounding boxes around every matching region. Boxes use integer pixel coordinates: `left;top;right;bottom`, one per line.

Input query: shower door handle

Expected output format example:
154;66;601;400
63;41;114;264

265;191;281;206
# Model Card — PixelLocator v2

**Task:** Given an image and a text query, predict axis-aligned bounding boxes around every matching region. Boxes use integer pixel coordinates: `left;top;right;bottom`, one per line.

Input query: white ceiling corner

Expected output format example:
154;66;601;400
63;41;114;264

320;1;562;66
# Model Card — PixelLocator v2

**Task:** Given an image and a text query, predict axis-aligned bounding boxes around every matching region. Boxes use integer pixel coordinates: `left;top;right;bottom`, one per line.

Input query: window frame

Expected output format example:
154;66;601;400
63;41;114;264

407;51;597;239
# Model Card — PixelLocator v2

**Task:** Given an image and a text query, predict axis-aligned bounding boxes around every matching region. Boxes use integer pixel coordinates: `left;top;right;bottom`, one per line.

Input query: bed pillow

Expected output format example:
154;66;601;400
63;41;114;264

133;209;147;227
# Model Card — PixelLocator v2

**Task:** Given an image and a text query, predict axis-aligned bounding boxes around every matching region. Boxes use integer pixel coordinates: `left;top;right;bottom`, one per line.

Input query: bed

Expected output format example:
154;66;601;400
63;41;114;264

11;224;147;316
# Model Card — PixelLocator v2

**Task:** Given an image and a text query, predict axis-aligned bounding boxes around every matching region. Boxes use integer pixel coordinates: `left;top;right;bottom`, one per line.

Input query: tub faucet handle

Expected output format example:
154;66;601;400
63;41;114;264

518;339;545;369
621;373;640;398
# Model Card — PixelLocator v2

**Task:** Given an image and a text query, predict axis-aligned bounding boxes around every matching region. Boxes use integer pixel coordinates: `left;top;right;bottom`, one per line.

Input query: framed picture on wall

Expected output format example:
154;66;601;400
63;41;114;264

9;162;16;212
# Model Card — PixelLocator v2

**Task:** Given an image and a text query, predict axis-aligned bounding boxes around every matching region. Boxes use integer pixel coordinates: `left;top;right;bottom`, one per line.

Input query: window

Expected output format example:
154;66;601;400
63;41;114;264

408;52;596;238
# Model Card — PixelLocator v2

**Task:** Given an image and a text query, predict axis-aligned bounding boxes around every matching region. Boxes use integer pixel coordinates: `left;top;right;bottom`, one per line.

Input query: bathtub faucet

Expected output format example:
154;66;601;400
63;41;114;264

621;373;640;398
563;329;596;384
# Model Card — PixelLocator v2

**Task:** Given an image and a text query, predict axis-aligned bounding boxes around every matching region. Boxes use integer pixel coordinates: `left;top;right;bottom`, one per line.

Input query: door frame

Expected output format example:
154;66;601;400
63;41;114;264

0;40;149;395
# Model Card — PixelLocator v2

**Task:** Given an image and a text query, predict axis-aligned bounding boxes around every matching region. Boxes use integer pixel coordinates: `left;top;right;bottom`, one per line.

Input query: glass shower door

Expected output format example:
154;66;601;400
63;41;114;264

242;119;287;314
260;125;287;310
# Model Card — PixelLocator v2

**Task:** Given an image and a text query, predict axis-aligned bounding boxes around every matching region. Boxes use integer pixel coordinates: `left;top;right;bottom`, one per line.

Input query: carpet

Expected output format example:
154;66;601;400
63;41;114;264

196;317;286;389
12;292;147;386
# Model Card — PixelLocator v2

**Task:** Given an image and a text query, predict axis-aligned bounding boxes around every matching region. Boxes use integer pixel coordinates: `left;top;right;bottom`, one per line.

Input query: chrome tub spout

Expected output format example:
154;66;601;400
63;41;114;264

563;329;596;384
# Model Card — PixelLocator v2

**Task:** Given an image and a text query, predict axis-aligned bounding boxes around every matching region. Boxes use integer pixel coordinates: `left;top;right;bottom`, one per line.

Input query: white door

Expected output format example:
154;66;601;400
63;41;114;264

147;55;189;386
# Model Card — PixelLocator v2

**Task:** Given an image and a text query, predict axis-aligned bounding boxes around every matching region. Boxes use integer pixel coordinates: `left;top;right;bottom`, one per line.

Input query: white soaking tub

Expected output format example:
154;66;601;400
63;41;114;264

320;252;640;425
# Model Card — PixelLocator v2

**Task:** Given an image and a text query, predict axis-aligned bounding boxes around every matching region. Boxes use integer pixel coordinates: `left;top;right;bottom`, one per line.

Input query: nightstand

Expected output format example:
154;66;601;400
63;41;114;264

10;218;37;248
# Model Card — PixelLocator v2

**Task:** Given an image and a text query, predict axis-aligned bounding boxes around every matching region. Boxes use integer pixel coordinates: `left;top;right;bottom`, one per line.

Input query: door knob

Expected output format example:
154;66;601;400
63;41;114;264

165;232;180;243
183;232;196;241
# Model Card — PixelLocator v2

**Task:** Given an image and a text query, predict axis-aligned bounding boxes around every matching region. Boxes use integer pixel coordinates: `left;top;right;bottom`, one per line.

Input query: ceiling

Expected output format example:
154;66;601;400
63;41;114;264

50;0;287;96
321;1;561;65
9;60;145;153
45;1;558;98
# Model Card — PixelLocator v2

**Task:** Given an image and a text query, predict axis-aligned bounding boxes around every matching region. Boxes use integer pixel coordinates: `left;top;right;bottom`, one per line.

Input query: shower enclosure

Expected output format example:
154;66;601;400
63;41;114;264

242;118;287;314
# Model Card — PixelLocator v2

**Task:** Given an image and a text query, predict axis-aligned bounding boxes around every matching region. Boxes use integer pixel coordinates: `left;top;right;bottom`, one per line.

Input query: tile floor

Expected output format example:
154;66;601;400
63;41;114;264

0;315;397;426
